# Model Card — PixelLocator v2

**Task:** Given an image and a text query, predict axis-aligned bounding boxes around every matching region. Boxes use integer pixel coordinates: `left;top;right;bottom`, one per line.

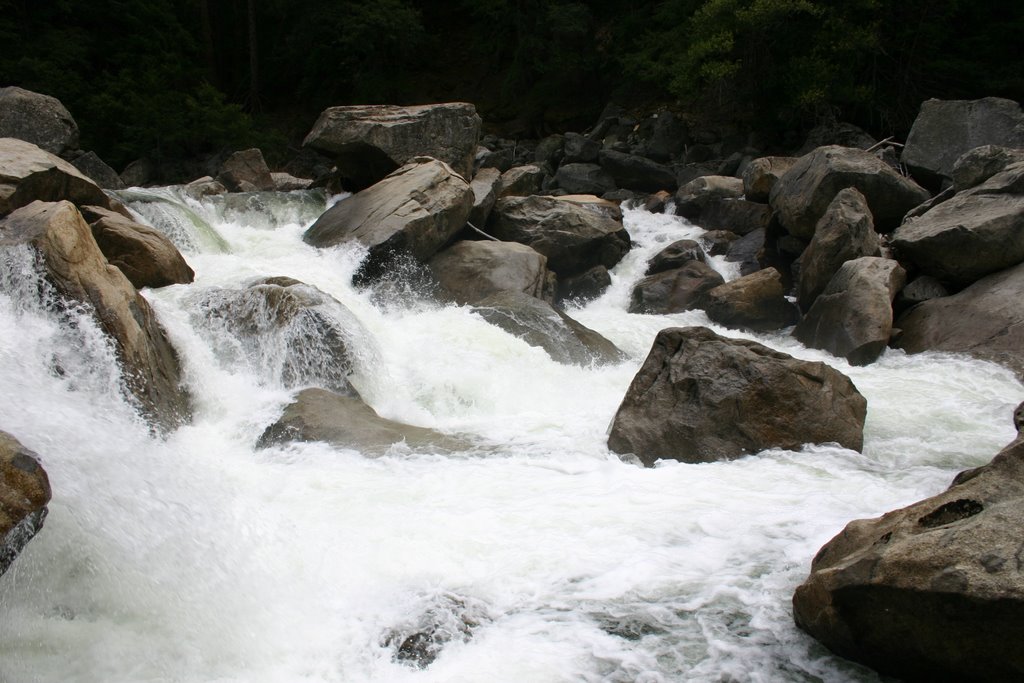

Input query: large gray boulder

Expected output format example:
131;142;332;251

467;167;501;227
257;388;469;454
793;432;1024;681
472;291;625;366
303;103;481;189
217;148;274;192
0;87;79;156
303;157;473;284
794;257;906;365
498;164;545;198
742;156;798;203
428;240;556;305
702;267;799;332
70;151;125;190
554;163;616;195
769;145;930;238
890;161;1024;287
80;206;194;289
894;261;1024;381
487;194;630;277
952;145;1024;193
628;260;724;314
673;175;743;220
0;138;115;216
607;326;866;465
1;430;51;577
597;149;678;192
797;187;881;310
0;201;192;431
901;97;1024;188
644;239;706;276
190;277;363;395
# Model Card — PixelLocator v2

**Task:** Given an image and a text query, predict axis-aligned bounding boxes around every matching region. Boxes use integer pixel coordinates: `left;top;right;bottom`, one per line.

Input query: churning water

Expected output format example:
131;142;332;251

1;188;1020;682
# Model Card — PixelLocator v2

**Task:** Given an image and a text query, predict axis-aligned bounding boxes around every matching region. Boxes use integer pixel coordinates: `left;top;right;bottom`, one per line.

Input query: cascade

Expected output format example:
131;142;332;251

1;189;1021;682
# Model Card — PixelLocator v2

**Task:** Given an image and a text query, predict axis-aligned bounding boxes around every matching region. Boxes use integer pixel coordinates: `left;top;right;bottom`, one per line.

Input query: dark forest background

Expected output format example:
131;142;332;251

2;0;1021;171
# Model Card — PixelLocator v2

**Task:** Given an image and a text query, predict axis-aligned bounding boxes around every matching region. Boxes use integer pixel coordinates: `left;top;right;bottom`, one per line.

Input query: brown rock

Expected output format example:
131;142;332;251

80;206;194;289
0;430;51;577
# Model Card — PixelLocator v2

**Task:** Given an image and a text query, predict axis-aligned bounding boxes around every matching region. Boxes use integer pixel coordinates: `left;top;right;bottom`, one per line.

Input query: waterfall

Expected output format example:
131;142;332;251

1;188;1020;683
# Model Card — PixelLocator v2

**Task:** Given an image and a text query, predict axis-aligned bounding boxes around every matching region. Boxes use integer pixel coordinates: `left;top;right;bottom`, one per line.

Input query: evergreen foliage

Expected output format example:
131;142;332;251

1;0;1020;170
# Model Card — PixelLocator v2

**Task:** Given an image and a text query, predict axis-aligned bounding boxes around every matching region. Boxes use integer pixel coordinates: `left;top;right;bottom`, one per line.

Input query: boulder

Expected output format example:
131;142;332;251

270;172;313;192
0;430;51;577
894;261;1024;380
467;167;501;227
555;265;611;305
472;291;625;366
428;240;555;305
794;257;906;365
797;121;876;156
257;388;469;454
0;138;116;216
952;145;1024;193
702;267;799;332
562;132;600;164
70;150;125;190
80;206;194;289
191;277;362;394
894;275;948;315
700;229;738;256
487;194;630;277
184;176;227;198
1016;402;1024;432
498;164;545;197
642;110;688;162
607;326;866;464
0;201;192;430
217;148;274;192
793;432;1024;681
119;158;154;187
725;227;766;276
769;145;931;238
303;157;473;284
642;190;673;214
742;156;798;203
890;161;1024;287
645;239;706;276
0;86;79;156
674;175;743;220
598;149;678;192
533;134;565;168
303;103;481;189
690;198;771;236
901;97;1024;188
555;163;616;195
797;187;882;310
628;261;724;314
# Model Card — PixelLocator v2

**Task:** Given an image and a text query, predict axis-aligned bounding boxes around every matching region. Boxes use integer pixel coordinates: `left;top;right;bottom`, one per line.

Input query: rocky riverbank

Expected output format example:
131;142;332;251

2;86;1024;679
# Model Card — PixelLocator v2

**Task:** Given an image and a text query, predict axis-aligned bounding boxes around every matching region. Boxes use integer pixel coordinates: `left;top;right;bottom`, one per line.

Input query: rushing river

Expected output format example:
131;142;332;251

1;188;1021;683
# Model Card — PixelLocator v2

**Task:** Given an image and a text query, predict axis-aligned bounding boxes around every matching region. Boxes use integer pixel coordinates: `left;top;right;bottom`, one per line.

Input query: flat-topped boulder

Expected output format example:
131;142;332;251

80;206;194;289
472;290;625;366
894;261;1024;381
0;201;192;431
794;257;906;365
429;240;555;305
890;161;1024;287
794;432;1024;681
769;145;930;238
488;194;630;277
901;97;1024;188
303;103;481;189
607;326;866;464
1;430;51;577
0;137;115;216
0;87;79;156
257;388;470;455
303;157;473;284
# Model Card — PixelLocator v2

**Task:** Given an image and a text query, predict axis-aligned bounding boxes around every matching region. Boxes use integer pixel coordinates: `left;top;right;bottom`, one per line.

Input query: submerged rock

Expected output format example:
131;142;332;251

607;326;866;464
794;431;1024;681
382;593;490;668
0;430;51;577
0;201;192;431
257;388;470;454
472;290;625;366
